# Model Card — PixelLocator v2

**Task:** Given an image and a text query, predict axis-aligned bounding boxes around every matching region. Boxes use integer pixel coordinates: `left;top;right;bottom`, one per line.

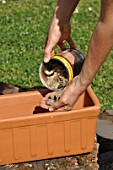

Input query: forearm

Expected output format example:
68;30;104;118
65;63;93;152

79;21;113;88
53;0;80;25
79;0;113;89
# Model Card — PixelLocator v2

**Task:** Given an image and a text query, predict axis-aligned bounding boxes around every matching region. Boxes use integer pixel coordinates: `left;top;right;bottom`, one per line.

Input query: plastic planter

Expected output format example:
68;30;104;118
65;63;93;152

0;86;100;165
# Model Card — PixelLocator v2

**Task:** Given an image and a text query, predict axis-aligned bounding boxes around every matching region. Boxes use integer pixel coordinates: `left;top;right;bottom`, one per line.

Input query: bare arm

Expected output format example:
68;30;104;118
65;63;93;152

79;0;113;89
53;0;80;23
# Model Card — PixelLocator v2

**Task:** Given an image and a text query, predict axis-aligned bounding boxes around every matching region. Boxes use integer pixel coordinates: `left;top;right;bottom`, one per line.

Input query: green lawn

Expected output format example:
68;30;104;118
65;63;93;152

0;0;113;112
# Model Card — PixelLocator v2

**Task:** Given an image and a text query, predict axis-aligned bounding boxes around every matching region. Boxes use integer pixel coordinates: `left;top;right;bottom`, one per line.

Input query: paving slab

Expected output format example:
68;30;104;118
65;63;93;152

96;110;113;140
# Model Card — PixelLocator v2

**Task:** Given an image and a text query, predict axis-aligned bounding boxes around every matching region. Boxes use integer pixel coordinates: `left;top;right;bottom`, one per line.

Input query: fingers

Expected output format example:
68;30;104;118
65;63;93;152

40;91;57;110
49;100;72;112
66;37;76;49
40;90;74;112
39;92;51;110
44;42;55;63
40;98;49;110
57;41;67;51
48;90;72;112
58;37;76;51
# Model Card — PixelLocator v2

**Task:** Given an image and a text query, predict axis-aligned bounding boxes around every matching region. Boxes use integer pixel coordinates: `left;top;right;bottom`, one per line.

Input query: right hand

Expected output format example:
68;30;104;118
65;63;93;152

40;76;86;111
44;20;76;63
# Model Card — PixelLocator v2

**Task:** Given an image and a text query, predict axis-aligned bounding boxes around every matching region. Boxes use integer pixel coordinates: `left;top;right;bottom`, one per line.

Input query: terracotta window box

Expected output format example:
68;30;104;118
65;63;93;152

0;86;100;165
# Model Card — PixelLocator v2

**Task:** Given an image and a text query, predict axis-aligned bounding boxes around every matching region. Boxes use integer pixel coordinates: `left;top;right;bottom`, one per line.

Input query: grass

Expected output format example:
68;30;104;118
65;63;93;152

0;0;113;112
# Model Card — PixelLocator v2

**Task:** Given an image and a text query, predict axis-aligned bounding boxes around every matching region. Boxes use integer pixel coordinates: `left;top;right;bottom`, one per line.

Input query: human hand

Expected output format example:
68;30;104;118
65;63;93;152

40;76;86;111
39;90;61;110
44;20;76;63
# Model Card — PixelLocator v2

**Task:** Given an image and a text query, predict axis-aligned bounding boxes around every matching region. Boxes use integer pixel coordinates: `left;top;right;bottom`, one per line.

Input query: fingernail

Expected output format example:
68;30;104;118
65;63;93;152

49;107;54;112
44;57;49;63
